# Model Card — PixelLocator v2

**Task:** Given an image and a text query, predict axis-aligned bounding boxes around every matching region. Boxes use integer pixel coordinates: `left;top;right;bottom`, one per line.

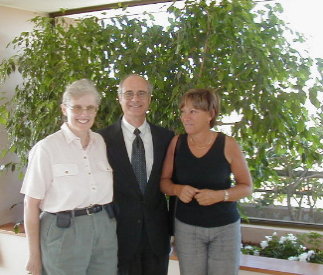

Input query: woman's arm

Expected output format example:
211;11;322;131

195;135;253;206
223;135;253;201
24;195;42;275
161;135;199;203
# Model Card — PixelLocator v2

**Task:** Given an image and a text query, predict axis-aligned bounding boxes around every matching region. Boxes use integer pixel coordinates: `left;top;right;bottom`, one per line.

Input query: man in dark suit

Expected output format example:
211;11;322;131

99;74;174;275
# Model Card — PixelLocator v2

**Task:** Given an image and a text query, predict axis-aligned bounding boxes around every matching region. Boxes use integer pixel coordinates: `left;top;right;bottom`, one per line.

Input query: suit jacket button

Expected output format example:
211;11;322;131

137;219;141;224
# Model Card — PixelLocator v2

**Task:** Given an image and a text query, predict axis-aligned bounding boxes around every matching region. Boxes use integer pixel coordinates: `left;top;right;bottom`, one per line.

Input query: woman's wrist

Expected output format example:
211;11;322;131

223;189;230;201
173;185;180;196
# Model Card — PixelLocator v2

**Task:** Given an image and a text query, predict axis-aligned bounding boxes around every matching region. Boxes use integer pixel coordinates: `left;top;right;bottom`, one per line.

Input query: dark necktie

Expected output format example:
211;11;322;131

131;128;147;193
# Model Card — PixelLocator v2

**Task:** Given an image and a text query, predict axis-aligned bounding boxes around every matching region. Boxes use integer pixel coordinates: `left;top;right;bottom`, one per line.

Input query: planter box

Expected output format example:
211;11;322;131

0;223;28;275
240;254;323;275
170;251;323;275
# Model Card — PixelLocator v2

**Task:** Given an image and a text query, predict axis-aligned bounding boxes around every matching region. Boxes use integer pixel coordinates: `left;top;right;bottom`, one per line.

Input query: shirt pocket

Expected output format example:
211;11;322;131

52;163;79;182
94;160;112;173
94;161;113;182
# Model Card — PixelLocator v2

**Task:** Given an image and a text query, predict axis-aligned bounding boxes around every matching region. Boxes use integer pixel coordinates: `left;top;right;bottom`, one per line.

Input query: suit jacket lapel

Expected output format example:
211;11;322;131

112;119;130;165
149;123;162;184
111;119;143;195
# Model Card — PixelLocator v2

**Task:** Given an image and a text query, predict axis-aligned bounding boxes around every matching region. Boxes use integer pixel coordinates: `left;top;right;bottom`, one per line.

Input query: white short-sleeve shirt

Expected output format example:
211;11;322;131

20;123;113;212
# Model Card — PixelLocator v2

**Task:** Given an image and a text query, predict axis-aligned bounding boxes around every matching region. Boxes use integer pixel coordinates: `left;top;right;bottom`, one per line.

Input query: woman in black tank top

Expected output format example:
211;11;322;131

161;88;253;275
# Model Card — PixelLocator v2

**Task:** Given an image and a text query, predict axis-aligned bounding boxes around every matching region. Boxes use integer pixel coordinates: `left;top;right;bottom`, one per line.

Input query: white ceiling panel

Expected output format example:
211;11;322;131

0;0;124;13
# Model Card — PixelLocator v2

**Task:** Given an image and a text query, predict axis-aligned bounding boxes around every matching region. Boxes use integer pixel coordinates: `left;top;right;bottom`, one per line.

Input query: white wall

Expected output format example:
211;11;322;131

0;6;46;225
0;231;28;275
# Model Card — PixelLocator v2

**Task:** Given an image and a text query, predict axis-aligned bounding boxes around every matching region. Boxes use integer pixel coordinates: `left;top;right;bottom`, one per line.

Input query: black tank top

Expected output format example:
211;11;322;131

173;133;240;227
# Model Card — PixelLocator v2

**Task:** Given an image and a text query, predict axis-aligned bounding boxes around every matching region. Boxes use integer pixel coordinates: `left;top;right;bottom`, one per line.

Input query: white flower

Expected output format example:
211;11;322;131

260;240;268;249
273;232;277;236
300;245;307;251
279;236;287;244
254;250;260;256
244;246;253;250
297;251;315;262
286;233;298;244
287;233;297;241
288;256;299;261
308;250;315;257
298;252;309;262
265;235;272;241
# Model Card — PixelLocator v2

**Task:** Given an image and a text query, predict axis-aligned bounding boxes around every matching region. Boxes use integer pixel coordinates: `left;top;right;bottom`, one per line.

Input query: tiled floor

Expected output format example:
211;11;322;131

167;260;269;275
168;260;180;275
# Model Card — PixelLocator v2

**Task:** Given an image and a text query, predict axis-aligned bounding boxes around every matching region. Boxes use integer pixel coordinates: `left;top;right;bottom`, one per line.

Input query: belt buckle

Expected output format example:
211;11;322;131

85;207;92;216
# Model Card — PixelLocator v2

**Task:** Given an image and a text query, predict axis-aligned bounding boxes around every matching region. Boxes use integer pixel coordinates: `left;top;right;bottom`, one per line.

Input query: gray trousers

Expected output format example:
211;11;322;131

175;218;241;275
40;210;118;275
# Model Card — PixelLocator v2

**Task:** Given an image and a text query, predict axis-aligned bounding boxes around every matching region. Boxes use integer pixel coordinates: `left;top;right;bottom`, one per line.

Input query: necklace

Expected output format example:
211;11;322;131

81;133;90;149
189;133;213;149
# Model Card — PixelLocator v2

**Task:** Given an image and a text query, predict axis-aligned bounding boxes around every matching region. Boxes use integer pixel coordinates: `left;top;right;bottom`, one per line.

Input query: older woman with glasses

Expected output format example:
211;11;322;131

21;79;117;275
161;88;253;275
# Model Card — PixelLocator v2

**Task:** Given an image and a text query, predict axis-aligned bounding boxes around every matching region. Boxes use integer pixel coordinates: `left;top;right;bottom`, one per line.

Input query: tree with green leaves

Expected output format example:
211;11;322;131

0;0;322;196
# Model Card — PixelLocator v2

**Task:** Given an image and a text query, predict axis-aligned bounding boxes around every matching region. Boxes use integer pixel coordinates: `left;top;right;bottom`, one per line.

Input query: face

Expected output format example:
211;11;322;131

118;75;151;124
61;94;98;136
180;100;212;135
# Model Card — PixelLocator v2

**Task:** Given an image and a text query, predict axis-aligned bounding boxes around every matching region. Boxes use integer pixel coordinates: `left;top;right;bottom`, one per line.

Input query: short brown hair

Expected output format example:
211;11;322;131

179;88;220;128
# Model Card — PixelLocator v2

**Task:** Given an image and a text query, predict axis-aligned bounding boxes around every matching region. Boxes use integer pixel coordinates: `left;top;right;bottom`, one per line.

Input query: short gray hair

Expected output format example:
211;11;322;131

62;79;101;105
117;74;153;95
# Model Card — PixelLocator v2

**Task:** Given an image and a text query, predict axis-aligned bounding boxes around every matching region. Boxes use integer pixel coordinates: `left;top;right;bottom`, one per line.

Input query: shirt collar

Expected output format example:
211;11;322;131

61;122;95;145
121;116;148;136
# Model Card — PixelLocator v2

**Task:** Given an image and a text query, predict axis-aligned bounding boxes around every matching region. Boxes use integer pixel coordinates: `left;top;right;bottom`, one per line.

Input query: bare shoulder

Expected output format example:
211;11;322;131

224;135;242;163
172;134;180;142
224;134;240;148
169;135;180;148
164;134;179;153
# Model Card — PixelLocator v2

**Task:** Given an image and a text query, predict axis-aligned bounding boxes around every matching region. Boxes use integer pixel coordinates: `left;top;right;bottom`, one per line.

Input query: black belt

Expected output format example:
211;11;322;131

74;204;104;216
49;203;111;217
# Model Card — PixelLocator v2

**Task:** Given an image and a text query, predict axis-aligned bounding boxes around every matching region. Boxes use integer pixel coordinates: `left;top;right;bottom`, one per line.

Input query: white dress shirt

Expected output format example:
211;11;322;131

121;116;154;181
21;123;113;212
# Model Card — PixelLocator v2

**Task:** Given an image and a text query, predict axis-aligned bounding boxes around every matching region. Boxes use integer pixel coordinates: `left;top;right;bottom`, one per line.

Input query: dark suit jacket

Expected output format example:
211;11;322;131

99;118;174;265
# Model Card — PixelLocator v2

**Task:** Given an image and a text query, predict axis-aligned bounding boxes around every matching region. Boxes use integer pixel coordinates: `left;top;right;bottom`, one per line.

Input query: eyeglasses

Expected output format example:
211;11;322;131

65;104;98;115
120;91;149;100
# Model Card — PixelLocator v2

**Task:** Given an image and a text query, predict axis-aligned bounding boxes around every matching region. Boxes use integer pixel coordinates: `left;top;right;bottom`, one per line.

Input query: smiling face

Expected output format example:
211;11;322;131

180;100;213;135
61;94;98;137
118;75;151;126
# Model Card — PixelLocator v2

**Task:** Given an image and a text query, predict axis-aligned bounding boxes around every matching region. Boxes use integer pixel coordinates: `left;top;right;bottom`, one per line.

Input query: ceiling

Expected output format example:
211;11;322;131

0;0;132;14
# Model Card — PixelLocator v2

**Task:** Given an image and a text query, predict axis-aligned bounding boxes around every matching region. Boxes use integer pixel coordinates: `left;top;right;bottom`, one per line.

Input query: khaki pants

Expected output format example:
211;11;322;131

40;210;117;275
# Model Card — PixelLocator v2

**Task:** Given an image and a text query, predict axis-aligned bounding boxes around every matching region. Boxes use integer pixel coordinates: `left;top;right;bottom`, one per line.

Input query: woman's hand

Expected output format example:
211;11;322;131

24;196;42;275
175;185;199;203
194;189;224;206
26;254;42;275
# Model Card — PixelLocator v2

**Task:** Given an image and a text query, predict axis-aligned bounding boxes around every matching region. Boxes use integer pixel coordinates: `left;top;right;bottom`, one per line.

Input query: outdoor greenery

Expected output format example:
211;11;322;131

241;231;323;264
0;0;322;203
241;161;323;223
